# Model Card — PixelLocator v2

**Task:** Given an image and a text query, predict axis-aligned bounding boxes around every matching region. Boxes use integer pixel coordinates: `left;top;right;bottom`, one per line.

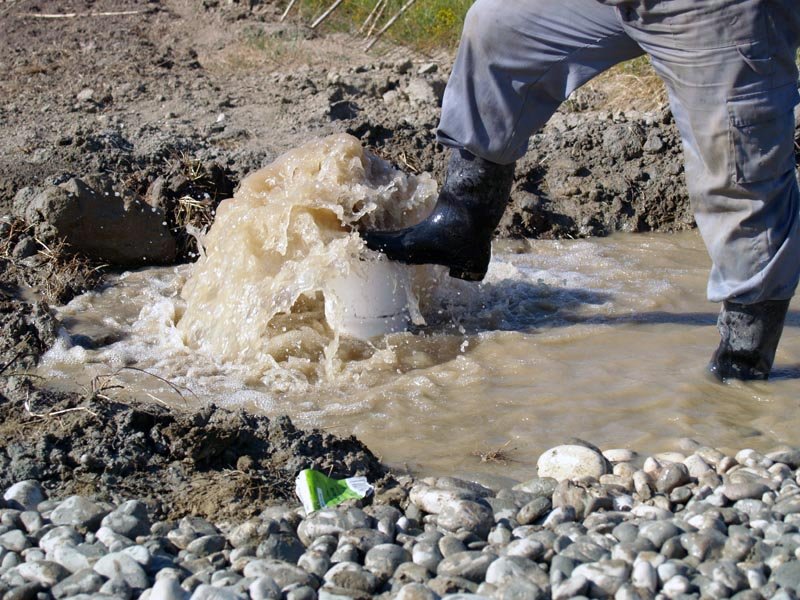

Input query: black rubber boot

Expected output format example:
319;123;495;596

361;149;515;281
708;298;791;381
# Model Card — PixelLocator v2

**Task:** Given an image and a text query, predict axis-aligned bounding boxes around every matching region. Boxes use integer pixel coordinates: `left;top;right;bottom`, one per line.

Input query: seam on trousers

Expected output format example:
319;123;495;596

497;29;638;163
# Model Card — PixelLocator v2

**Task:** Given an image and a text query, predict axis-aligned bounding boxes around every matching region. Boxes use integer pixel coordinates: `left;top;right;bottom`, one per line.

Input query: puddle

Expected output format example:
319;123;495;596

39;136;800;482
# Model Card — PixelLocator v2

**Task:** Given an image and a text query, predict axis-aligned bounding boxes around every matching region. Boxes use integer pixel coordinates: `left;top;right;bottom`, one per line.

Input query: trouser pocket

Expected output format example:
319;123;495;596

727;84;799;184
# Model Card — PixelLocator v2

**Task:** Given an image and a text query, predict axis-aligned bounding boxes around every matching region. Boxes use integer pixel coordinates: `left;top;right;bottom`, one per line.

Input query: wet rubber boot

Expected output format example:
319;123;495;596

708;299;791;381
361;149;515;281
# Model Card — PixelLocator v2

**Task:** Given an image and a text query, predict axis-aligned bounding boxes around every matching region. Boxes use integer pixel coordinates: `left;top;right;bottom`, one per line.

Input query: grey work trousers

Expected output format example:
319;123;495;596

437;0;800;304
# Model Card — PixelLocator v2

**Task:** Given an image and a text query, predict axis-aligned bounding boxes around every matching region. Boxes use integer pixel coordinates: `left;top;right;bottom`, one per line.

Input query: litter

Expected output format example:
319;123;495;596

295;469;374;513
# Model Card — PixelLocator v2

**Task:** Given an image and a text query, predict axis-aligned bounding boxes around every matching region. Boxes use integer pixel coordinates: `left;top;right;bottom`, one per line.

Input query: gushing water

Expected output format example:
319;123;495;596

178;133;439;385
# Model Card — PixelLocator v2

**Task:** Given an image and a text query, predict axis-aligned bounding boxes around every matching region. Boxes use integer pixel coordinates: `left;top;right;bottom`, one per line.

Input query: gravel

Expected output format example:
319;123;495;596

4;441;800;599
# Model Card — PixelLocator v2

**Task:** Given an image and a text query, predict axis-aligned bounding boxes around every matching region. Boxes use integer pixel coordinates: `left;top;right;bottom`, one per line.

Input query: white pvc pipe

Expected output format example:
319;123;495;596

325;260;411;339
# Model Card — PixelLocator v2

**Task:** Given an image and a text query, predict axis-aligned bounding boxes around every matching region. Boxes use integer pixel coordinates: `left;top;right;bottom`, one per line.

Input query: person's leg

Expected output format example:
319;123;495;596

363;0;644;279
437;0;643;165
622;0;800;379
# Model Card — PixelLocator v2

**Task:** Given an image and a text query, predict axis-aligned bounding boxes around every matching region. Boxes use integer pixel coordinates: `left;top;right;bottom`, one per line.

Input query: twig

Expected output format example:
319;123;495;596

365;0;417;50
280;0;298;22
24;396;99;420
0;2;19;18
145;392;169;407
18;10;145;18
365;0;388;39
93;388;124;402
398;151;419;174
473;440;517;464
119;366;199;404
0;349;35;376
359;0;385;34
310;0;343;30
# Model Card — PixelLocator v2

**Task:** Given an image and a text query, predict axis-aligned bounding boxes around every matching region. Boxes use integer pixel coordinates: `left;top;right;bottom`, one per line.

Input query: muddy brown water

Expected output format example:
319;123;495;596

39;137;800;486
40;232;800;484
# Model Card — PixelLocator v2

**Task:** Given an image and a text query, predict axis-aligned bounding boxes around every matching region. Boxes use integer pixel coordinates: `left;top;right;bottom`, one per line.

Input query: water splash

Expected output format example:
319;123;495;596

177;134;438;385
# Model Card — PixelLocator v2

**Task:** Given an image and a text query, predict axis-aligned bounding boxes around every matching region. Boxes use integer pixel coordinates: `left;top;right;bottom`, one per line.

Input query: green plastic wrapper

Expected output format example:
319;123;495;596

295;469;374;513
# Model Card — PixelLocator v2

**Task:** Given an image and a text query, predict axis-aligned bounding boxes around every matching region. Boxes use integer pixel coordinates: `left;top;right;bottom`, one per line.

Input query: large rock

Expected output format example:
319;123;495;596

365;544;410;580
537;445;610;481
39;526;83;555
394;583;438;600
100;500;151;540
297;508;373;547
774;561;800;591
50;568;105;599
436;500;494;538
408;485;483;514
0;530;31;553
243;559;317;590
517;497;552;525
15;560;70;587
190;584;242;599
572;560;631;597
485;556;549;588
436;551;498;583
324;562;379;593
93;551;150;590
49;496;109;531
3;481;46;511
654;463;690;494
14;176;176;265
256;533;305;563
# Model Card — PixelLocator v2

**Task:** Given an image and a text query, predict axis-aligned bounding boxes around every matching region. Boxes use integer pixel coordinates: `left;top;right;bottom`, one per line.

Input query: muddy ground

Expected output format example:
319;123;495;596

0;0;798;518
0;376;398;521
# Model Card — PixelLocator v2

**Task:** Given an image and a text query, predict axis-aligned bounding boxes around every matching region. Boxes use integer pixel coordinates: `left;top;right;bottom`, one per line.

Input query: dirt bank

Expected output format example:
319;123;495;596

2;0;700;246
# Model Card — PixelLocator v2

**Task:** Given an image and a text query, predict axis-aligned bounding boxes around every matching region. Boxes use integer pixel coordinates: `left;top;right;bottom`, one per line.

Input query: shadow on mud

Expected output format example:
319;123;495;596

455;277;800;331
425;279;614;334
438;277;800;378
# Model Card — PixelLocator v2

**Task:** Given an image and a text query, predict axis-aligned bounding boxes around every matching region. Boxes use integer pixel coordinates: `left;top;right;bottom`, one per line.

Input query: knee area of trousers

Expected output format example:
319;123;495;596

461;0;517;54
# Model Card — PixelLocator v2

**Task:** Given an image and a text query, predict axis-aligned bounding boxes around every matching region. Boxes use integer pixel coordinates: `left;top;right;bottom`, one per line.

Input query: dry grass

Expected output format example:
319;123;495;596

292;0;471;52
291;3;793;113
175;195;214;231
583;56;668;112
0;218;24;258
23;391;99;423
585;48;800;112
243;26;307;62
162;152;232;258
76;366;197;407
0;219;105;305
472;440;517;465
119;366;199;406
34;237;107;305
172;155;215;228
219;26;313;72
